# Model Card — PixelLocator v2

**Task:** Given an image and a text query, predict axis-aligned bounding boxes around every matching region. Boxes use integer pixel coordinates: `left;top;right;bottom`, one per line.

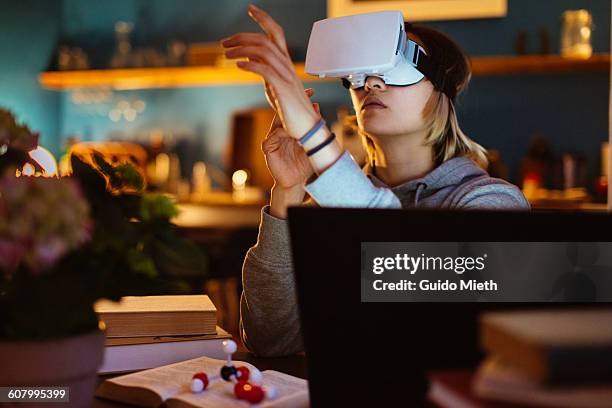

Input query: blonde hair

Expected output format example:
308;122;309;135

422;89;488;168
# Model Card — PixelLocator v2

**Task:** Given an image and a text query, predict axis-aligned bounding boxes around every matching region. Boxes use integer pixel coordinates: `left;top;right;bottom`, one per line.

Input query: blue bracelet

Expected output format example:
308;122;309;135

298;118;326;145
306;132;336;157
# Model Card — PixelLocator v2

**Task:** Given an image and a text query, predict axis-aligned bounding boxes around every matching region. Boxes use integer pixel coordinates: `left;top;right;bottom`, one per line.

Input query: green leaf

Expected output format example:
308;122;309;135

126;249;158;278
115;163;144;191
140;193;179;221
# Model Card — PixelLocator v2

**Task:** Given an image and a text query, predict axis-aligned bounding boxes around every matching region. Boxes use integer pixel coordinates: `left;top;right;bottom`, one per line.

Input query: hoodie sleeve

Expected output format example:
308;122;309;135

455;178;531;210
304;150;402;208
239;205;304;357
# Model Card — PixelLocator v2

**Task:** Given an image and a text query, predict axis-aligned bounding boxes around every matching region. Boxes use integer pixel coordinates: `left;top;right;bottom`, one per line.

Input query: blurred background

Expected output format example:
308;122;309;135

1;0;610;334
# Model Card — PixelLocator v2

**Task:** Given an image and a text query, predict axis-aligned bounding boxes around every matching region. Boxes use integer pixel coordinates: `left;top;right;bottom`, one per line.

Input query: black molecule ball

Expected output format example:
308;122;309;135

221;365;237;381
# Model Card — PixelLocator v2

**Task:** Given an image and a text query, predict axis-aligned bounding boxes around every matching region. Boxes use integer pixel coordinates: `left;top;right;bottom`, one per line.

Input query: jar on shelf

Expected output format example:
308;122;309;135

560;9;593;59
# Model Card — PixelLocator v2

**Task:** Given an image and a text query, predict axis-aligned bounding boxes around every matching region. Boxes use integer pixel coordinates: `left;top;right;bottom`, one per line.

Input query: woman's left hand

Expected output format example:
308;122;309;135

221;4;320;140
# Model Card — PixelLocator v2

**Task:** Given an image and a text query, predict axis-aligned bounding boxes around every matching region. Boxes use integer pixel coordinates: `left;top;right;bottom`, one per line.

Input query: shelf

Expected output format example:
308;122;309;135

39;63;334;91
39;54;610;91
470;53;610;75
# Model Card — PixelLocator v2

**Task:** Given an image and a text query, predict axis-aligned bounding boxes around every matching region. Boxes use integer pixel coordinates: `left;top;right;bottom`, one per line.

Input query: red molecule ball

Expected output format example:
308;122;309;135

192;372;209;389
236;366;250;381
234;381;251;400
245;385;265;404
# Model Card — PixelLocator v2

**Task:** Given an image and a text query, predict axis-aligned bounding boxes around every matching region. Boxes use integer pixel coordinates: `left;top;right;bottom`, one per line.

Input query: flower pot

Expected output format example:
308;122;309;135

0;329;105;407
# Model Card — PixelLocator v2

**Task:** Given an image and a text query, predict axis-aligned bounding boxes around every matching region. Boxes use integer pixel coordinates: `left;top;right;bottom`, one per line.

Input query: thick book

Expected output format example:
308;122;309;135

99;326;233;374
473;357;612;408
428;370;502;408
95;295;217;338
95;356;309;408
480;309;612;383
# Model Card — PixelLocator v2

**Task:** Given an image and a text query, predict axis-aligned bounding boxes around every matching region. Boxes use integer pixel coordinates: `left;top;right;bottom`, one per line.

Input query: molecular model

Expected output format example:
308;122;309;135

190;339;279;404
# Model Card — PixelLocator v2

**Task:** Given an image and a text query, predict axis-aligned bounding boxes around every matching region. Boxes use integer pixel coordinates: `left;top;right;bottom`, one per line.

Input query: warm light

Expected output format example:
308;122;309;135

580;27;591;39
192;161;211;199
29;146;58;177
154;153;170;185
232;170;249;202
22;163;35;176
232;169;248;189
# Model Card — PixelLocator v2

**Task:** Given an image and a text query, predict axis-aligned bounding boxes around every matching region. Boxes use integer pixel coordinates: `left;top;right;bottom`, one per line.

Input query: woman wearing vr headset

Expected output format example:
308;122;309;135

222;5;529;357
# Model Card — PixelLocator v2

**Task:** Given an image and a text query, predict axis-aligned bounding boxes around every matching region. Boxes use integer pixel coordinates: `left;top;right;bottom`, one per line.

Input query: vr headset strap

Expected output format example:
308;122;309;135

415;52;455;101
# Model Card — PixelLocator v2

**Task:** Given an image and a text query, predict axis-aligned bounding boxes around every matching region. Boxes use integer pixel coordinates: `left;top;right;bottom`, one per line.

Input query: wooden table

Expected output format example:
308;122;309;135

93;352;307;407
174;203;262;230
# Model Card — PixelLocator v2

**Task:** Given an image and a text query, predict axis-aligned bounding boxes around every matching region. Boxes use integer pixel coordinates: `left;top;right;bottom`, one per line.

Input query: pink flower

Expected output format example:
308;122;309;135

29;238;68;275
0;175;92;277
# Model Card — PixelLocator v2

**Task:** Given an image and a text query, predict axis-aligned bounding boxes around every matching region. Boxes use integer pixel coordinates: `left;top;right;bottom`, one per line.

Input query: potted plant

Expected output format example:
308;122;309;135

0;109;208;406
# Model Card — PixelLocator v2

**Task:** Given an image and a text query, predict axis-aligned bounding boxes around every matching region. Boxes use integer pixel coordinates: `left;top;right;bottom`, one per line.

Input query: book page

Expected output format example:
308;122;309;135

95;295;216;313
259;371;309;408
167;370;309;408
102;356;251;402
105;326;231;346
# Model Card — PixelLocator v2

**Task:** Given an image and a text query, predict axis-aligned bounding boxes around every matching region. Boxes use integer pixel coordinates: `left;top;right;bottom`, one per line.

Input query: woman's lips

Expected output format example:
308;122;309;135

363;103;387;110
362;97;387;111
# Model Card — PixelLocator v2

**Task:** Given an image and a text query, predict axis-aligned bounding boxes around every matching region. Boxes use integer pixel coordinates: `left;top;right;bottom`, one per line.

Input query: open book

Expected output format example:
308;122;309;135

95;356;309;408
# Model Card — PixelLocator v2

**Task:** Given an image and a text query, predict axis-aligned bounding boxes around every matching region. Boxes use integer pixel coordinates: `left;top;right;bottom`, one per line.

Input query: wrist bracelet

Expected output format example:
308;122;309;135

298;118;326;145
306;132;336;157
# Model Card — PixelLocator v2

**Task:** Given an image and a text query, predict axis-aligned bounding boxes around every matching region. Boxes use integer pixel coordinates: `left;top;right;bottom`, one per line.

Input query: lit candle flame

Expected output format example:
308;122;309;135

232;169;248;190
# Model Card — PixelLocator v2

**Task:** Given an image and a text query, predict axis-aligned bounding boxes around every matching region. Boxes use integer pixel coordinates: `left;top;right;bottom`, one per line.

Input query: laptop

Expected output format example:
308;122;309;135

287;207;612;406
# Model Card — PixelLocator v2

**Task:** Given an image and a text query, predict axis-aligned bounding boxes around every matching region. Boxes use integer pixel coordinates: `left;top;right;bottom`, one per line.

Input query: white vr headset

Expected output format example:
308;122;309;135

305;11;448;96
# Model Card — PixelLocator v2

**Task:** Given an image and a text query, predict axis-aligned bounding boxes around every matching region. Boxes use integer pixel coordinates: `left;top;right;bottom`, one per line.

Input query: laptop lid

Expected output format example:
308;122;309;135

288;207;612;406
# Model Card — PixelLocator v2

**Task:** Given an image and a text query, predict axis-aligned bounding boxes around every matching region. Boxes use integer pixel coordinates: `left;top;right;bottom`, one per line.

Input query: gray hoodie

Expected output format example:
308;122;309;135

240;151;530;357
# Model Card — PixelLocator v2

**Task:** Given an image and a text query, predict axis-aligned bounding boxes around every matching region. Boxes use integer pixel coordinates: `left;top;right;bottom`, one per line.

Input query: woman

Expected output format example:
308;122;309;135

222;4;529;357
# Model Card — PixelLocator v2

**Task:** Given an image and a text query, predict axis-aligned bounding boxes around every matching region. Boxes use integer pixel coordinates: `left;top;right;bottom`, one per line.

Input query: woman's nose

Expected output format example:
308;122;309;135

364;76;386;91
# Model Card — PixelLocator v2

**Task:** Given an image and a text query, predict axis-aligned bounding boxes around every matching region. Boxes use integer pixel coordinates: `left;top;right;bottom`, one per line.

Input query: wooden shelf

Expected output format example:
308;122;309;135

39;63;334;91
470;53;610;75
39;54;610;91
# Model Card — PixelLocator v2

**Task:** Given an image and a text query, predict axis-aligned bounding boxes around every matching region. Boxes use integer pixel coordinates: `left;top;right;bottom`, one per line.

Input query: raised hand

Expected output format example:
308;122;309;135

222;4;320;140
262;89;320;189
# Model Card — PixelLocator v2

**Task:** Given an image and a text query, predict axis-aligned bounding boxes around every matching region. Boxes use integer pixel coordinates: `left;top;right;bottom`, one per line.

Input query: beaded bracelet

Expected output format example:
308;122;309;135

298;118;326;145
306;132;336;157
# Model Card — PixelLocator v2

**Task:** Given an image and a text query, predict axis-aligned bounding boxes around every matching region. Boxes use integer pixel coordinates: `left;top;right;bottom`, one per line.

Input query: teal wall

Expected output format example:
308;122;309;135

0;0;61;150
0;0;609;187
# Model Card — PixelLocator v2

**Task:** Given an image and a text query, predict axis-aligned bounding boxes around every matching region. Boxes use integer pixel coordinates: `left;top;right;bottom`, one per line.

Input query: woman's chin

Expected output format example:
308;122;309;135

362;121;400;137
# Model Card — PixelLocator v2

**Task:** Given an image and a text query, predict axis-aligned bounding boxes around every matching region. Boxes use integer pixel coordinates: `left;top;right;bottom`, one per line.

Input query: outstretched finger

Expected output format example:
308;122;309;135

221;33;293;66
225;45;294;82
247;4;290;56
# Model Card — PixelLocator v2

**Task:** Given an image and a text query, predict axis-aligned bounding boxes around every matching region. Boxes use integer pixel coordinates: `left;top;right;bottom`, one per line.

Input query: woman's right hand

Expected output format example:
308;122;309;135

262;88;319;189
222;4;320;140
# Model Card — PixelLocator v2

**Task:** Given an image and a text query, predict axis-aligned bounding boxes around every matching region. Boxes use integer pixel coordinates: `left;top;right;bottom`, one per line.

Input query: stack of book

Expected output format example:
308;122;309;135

473;309;612;407
95;295;231;374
